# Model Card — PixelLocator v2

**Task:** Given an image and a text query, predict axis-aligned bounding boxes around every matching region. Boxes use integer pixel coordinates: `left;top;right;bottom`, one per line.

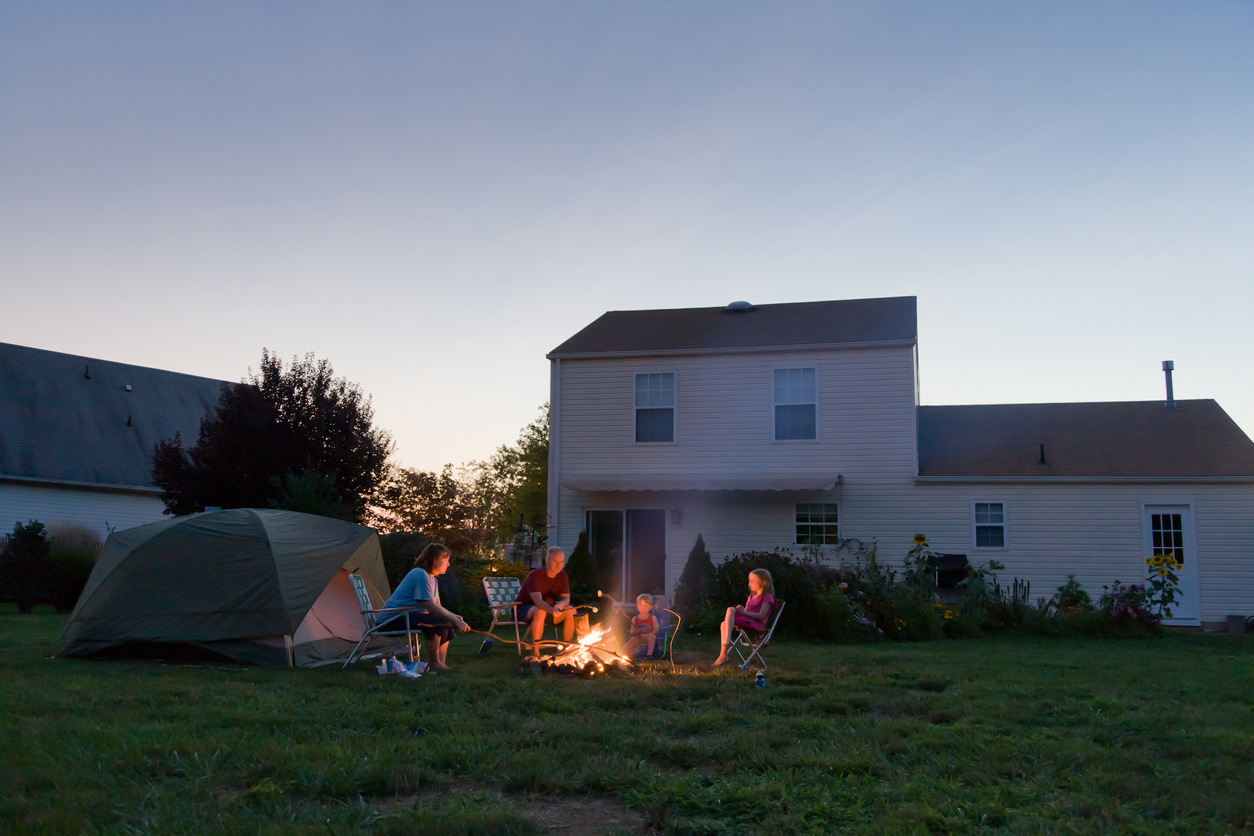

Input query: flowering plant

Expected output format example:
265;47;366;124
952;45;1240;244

1142;553;1182;618
902;533;938;592
1099;582;1157;623
1100;554;1179;625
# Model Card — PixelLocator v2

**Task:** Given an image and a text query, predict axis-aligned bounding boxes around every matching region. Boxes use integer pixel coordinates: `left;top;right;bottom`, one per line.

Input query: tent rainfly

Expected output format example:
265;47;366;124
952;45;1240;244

59;509;396;667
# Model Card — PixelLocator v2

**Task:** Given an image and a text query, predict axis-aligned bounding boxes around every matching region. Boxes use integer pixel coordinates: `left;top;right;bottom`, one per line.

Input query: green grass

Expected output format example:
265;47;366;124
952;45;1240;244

3;607;1253;835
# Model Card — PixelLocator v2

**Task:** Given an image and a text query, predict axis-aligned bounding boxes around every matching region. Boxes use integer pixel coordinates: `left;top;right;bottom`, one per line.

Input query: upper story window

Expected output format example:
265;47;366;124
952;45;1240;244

635;372;675;443
774;367;816;440
973;501;1006;548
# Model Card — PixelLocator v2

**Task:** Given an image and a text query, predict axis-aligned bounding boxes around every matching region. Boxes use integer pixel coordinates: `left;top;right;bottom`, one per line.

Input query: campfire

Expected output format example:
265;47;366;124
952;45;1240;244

524;624;633;678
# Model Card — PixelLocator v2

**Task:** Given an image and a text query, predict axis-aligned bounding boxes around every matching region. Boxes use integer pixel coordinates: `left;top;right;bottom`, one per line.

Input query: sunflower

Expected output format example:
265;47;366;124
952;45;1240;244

912;534;928;545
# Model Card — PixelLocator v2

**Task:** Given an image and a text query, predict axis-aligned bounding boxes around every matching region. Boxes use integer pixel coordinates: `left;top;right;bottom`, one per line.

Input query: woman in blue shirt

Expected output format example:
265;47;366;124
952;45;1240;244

380;543;469;670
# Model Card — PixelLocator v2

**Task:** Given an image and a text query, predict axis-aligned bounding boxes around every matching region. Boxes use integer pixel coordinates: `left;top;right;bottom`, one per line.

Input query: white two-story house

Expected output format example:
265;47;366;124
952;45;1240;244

546;297;1254;630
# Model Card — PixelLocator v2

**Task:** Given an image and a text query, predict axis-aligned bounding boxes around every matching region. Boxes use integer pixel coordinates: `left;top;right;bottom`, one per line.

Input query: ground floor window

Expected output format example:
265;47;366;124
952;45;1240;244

1150;512;1185;566
795;502;839;545
973;501;1006;548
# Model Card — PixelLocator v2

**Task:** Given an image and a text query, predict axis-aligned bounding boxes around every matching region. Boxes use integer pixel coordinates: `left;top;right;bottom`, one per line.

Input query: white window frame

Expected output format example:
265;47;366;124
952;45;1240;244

1140;500;1200;625
794;502;839;546
971;500;1007;549
772;366;819;443
632;370;677;445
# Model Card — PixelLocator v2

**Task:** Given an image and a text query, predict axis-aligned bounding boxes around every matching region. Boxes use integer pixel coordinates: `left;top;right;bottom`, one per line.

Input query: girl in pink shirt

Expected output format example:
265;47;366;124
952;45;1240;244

713;568;775;667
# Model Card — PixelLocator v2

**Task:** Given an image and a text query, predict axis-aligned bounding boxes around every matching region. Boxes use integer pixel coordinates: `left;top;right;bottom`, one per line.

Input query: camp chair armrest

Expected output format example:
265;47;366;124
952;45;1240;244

489;602;521;613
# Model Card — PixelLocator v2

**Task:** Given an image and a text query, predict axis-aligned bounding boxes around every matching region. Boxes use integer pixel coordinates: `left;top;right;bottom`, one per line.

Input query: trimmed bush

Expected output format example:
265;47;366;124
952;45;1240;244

706;550;840;638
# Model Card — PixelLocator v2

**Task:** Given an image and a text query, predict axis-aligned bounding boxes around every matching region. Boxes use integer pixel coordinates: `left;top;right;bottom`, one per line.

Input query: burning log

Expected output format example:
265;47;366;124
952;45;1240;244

523;624;633;677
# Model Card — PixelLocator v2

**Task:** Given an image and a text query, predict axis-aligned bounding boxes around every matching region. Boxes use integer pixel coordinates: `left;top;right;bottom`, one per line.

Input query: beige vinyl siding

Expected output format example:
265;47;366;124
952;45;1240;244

0;482;168;538
889;483;1254;625
612;481;1252;624
551;344;1254;622
553;345;918;596
557;345;918;478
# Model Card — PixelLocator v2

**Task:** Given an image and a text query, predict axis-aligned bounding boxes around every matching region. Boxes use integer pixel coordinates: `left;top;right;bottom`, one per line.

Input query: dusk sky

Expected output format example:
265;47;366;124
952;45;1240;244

3;2;1251;472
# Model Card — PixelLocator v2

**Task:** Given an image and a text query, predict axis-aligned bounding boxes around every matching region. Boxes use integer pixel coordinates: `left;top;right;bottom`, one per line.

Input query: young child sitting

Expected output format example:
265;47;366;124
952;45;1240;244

713;568;775;667
622;593;660;659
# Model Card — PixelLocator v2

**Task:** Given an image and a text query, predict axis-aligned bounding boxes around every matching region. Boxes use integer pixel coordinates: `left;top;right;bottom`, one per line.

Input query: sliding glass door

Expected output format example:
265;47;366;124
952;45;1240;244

586;509;667;602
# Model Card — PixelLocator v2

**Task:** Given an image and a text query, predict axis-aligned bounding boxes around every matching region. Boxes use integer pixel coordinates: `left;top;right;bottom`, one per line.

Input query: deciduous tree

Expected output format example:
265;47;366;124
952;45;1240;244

152;350;393;520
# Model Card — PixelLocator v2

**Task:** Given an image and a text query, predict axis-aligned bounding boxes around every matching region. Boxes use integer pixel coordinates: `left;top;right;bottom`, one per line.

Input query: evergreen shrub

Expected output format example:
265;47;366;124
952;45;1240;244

673;534;715;616
1;520;52;613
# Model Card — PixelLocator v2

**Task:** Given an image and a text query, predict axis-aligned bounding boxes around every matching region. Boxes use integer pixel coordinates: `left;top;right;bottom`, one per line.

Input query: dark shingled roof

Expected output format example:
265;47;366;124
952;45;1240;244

0;343;229;491
918;400;1254;479
549;296;917;357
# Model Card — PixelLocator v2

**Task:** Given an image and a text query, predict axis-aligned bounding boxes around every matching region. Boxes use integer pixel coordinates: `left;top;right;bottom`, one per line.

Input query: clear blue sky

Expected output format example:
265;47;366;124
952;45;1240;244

3;2;1251;471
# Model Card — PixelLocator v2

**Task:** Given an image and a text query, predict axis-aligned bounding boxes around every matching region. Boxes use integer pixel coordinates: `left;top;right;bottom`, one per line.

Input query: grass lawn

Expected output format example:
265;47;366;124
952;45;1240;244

3;608;1253;835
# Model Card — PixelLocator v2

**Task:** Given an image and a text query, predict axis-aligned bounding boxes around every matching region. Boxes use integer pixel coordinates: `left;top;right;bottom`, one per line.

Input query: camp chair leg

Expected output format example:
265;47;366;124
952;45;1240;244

730;627;771;669
343;634;373;669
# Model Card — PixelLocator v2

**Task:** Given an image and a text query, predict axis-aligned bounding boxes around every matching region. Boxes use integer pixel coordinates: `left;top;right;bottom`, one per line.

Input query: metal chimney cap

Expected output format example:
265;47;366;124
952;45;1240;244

725;300;754;312
1162;360;1174;371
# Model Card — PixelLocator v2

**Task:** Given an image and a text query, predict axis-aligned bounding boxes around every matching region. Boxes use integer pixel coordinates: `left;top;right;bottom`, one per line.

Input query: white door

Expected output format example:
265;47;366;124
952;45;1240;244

1142;505;1200;624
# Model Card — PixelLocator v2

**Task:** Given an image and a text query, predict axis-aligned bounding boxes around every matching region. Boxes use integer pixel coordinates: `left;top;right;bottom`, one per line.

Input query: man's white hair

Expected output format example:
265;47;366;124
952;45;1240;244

547;546;565;560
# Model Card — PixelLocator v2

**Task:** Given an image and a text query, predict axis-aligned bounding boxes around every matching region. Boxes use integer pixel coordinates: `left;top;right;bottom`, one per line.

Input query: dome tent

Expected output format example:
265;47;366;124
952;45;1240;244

59;509;396;667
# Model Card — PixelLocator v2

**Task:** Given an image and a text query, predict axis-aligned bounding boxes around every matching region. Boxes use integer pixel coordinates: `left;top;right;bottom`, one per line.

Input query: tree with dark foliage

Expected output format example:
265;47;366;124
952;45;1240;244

673;533;716;616
2;520;52;613
370;464;482;554
152;350;393;521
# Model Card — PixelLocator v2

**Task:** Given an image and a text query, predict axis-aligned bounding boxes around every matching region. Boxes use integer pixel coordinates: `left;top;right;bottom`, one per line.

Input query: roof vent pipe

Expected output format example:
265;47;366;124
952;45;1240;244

1162;360;1178;409
725;301;753;312
83;364;91;380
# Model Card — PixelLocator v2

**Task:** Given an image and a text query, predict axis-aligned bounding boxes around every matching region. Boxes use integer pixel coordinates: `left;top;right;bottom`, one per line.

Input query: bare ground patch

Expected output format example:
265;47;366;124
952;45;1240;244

400;782;648;835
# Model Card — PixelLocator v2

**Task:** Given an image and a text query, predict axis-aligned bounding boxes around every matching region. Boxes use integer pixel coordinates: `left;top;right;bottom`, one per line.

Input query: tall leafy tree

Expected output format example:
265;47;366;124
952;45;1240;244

467;403;549;545
369;464;482;554
367;405;549;553
152;350;393;520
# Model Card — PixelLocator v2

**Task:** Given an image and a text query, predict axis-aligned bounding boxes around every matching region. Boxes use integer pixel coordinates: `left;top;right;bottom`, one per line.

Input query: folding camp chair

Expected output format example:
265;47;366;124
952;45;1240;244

648;594;675;660
729;600;785;671
342;573;420;669
483;576;525;655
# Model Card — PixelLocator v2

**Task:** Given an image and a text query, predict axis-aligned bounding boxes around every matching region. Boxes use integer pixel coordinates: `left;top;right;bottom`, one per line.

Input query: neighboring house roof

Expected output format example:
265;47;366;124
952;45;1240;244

0;342;229;492
548;296;917;358
917;400;1254;480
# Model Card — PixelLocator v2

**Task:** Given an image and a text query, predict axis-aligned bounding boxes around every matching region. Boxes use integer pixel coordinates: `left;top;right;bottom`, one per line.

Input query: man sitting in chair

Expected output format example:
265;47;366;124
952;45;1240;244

517;547;577;656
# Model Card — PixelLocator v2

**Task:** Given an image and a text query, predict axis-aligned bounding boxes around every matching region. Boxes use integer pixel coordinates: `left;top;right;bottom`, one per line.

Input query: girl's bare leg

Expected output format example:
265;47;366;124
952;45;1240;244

713;608;736;665
437;638;449;668
645;634;657;657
